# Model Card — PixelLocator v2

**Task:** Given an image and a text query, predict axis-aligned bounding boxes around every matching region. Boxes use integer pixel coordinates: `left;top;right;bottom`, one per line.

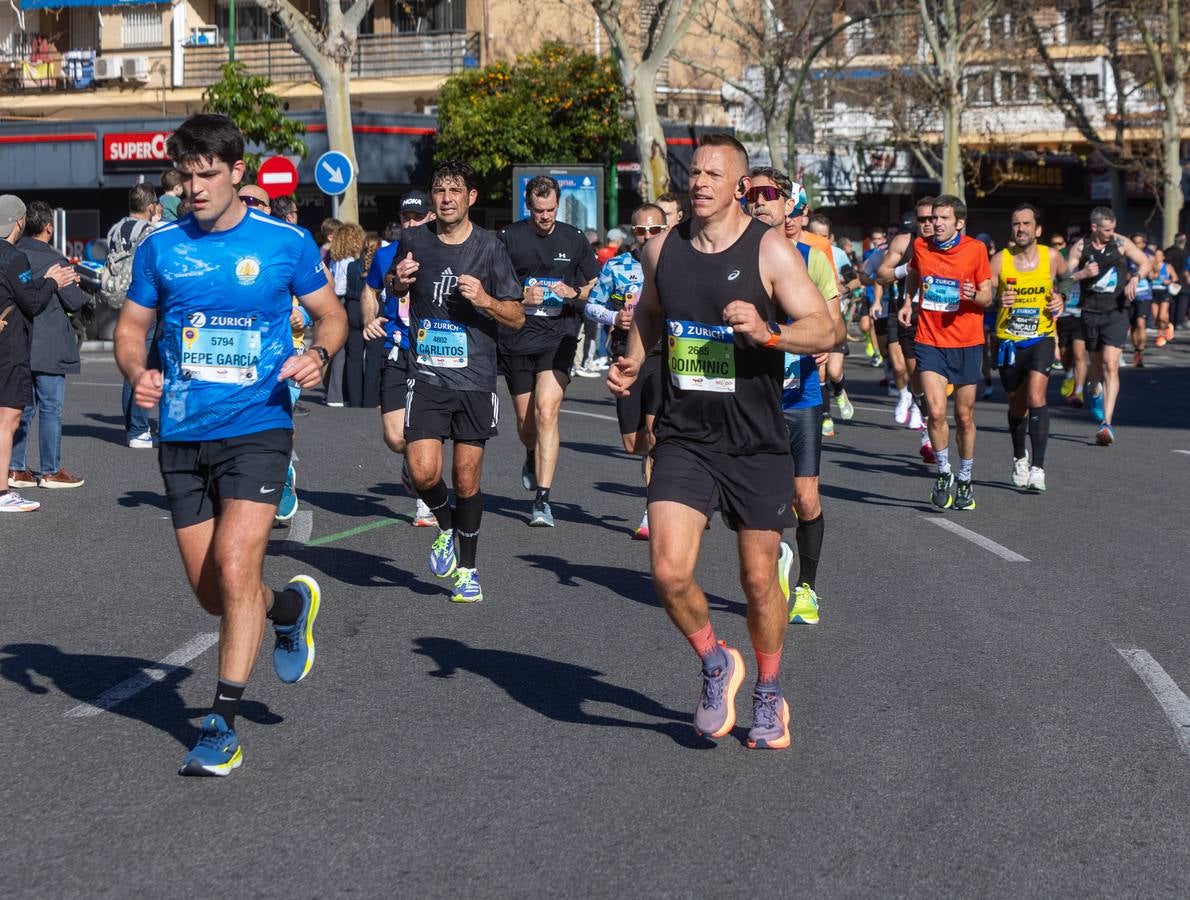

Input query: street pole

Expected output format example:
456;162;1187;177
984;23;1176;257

228;0;236;63
332;194;340;219
606;155;618;236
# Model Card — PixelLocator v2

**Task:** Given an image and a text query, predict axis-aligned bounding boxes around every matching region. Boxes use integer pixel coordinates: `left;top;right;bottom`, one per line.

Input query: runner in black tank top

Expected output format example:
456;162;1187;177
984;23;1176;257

606;134;834;752
653;216;786;454
1066;207;1151;445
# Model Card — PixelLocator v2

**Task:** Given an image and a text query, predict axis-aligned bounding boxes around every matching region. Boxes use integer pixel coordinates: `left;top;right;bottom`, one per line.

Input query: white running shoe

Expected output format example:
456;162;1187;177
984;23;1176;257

1027;466;1046;492
412;498;436;527
894;389;912;424
907;404;924;431
0;490;40;512
1011;456;1030;487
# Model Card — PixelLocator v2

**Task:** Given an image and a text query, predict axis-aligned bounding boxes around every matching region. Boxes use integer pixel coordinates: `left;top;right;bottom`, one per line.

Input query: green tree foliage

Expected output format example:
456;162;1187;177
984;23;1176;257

435;42;630;199
202;62;308;176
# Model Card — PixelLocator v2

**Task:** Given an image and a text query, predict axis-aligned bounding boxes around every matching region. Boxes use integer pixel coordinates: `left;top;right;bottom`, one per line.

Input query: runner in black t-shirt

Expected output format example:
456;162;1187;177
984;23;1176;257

390;160;524;603
497;176;599;527
608;134;834;751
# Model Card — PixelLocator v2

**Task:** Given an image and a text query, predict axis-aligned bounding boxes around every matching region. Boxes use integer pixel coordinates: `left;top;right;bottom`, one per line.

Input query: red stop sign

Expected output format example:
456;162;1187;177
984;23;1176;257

257;156;299;199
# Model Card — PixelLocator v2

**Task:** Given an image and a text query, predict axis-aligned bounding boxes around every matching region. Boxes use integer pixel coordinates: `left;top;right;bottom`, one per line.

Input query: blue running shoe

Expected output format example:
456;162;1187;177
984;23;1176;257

1089;388;1105;422
429;529;457;578
275;464;298;523
450;567;483;603
1095;422;1115;446
273;575;320;683
179;713;242;776
529;500;555;527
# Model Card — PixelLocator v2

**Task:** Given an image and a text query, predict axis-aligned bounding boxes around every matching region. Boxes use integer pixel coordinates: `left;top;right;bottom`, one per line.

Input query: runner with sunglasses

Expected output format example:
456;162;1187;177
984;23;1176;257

746;167;844;625
585;204;668;539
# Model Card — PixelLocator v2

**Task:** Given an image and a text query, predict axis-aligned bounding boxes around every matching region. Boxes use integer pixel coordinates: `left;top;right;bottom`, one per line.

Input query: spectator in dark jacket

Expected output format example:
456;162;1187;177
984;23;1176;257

0;194;79;512
9;201;89;489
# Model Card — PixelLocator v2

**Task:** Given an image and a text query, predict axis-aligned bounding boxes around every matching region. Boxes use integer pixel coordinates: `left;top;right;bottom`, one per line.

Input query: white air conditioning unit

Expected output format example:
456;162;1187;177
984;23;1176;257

122;56;151;82
94;56;123;80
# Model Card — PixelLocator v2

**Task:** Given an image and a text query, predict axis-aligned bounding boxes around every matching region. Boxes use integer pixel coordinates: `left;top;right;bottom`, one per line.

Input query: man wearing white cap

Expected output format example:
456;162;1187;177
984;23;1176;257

0;195;80;512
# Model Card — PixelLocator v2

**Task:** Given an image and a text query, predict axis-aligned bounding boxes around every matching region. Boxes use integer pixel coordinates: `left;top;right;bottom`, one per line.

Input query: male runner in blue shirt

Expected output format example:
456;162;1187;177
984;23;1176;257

114;114;346;776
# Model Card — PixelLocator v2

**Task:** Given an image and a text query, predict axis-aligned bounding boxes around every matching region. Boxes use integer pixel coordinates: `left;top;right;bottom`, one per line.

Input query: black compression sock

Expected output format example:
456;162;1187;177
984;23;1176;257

421;479;452;531
1028;406;1050;468
267;588;303;626
535;487;550;504
454;492;483;569
1008;413;1028;459
211;678;246;729
794;513;824;590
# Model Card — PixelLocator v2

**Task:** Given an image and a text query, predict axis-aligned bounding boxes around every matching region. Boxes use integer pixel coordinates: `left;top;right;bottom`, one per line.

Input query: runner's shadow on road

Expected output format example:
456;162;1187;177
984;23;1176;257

61;412;139;447
117;489;170;510
269;543;441;596
411;637;711;749
518;554;746;618
818;483;933;511
294;488;394;519
592;480;645;499
483;492;628;532
0;643;281;748
560;440;636;462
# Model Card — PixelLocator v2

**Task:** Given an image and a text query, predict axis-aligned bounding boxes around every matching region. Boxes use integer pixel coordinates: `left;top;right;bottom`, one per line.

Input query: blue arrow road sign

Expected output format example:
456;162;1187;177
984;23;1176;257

315;150;355;195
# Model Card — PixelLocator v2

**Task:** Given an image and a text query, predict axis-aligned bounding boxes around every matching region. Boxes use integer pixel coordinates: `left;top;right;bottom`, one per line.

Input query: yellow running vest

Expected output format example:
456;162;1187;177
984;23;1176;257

996;246;1055;341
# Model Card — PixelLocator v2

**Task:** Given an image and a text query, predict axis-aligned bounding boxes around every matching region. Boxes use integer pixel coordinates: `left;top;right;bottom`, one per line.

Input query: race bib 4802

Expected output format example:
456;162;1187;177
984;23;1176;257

415;318;468;368
666;319;735;393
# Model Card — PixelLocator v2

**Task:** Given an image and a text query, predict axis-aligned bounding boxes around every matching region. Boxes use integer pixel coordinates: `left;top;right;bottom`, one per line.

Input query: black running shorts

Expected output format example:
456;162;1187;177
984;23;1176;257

379;347;411;415
997;337;1056;394
500;335;578;396
648;440;795;533
615;354;662;436
404;379;498;444
1080;308;1128;351
1056;315;1081;348
159;428;292;529
784;405;823;478
0;363;32;409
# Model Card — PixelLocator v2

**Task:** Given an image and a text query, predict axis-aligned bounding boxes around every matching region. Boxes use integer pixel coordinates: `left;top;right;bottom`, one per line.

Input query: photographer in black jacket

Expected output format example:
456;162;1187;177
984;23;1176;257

0;195;79;512
9;201;90;490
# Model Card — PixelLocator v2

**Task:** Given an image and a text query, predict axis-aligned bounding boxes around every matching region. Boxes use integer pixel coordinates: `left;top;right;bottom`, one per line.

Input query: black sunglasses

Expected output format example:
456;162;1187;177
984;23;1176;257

239;195;268;208
917;215;933;223
631;224;667;236
745;185;786;203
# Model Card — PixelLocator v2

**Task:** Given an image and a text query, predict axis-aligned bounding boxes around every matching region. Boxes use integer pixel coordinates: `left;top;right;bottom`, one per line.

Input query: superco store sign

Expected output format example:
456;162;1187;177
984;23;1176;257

102;131;172;171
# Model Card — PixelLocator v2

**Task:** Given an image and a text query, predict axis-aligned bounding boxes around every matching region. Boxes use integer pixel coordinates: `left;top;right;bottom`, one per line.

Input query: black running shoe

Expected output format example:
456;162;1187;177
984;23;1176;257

930;472;955;509
953;478;976;511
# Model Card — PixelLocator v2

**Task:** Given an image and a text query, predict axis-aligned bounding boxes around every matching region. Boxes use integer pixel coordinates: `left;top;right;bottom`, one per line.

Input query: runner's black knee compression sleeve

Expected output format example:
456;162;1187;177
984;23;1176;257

1028;406;1050;468
455;492;483;569
795;512;824;590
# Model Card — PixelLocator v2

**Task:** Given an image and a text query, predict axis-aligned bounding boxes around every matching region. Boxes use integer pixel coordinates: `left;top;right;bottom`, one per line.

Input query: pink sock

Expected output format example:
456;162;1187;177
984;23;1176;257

755;647;782;691
684;622;718;661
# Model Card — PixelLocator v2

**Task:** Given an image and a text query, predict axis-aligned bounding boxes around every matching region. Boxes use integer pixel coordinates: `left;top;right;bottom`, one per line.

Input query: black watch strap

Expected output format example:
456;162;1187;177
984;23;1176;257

309;345;330;366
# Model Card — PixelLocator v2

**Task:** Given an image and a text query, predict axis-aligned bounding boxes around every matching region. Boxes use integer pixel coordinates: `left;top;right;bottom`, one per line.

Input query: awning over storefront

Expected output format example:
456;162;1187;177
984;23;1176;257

19;0;159;9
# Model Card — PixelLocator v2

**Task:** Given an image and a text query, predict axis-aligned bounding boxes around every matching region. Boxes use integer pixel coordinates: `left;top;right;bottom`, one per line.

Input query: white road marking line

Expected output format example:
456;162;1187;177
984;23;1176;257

288;509;313;545
1173;450;1190;456
921;516;1030;562
561;408;619;423
64;632;219;718
1114;647;1190;756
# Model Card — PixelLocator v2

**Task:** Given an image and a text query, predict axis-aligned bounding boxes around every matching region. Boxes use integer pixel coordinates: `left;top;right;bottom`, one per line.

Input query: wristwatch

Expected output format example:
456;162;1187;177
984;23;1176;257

763;321;781;349
308;345;330;366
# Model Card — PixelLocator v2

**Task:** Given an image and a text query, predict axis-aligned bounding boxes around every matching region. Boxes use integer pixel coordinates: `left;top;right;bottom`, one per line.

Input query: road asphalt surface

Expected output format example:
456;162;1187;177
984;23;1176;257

2;338;1189;897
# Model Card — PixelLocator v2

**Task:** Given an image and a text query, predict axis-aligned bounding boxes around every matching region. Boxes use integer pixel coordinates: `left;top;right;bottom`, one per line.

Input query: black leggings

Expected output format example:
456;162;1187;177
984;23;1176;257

344;298;384;408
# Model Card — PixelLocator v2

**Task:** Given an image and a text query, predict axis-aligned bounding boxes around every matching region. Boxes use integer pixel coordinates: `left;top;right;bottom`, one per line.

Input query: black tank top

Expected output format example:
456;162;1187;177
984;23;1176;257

1082;238;1128;313
652;217;787;454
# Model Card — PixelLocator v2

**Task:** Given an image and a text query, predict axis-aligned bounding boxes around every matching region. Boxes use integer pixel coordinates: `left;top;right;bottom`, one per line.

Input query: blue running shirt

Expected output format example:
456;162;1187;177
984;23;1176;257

782;241;823;410
366;240;408;350
127;210;329;441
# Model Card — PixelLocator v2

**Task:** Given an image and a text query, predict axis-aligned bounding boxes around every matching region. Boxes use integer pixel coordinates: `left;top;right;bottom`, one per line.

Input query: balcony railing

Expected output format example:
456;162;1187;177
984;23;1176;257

184;31;480;86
